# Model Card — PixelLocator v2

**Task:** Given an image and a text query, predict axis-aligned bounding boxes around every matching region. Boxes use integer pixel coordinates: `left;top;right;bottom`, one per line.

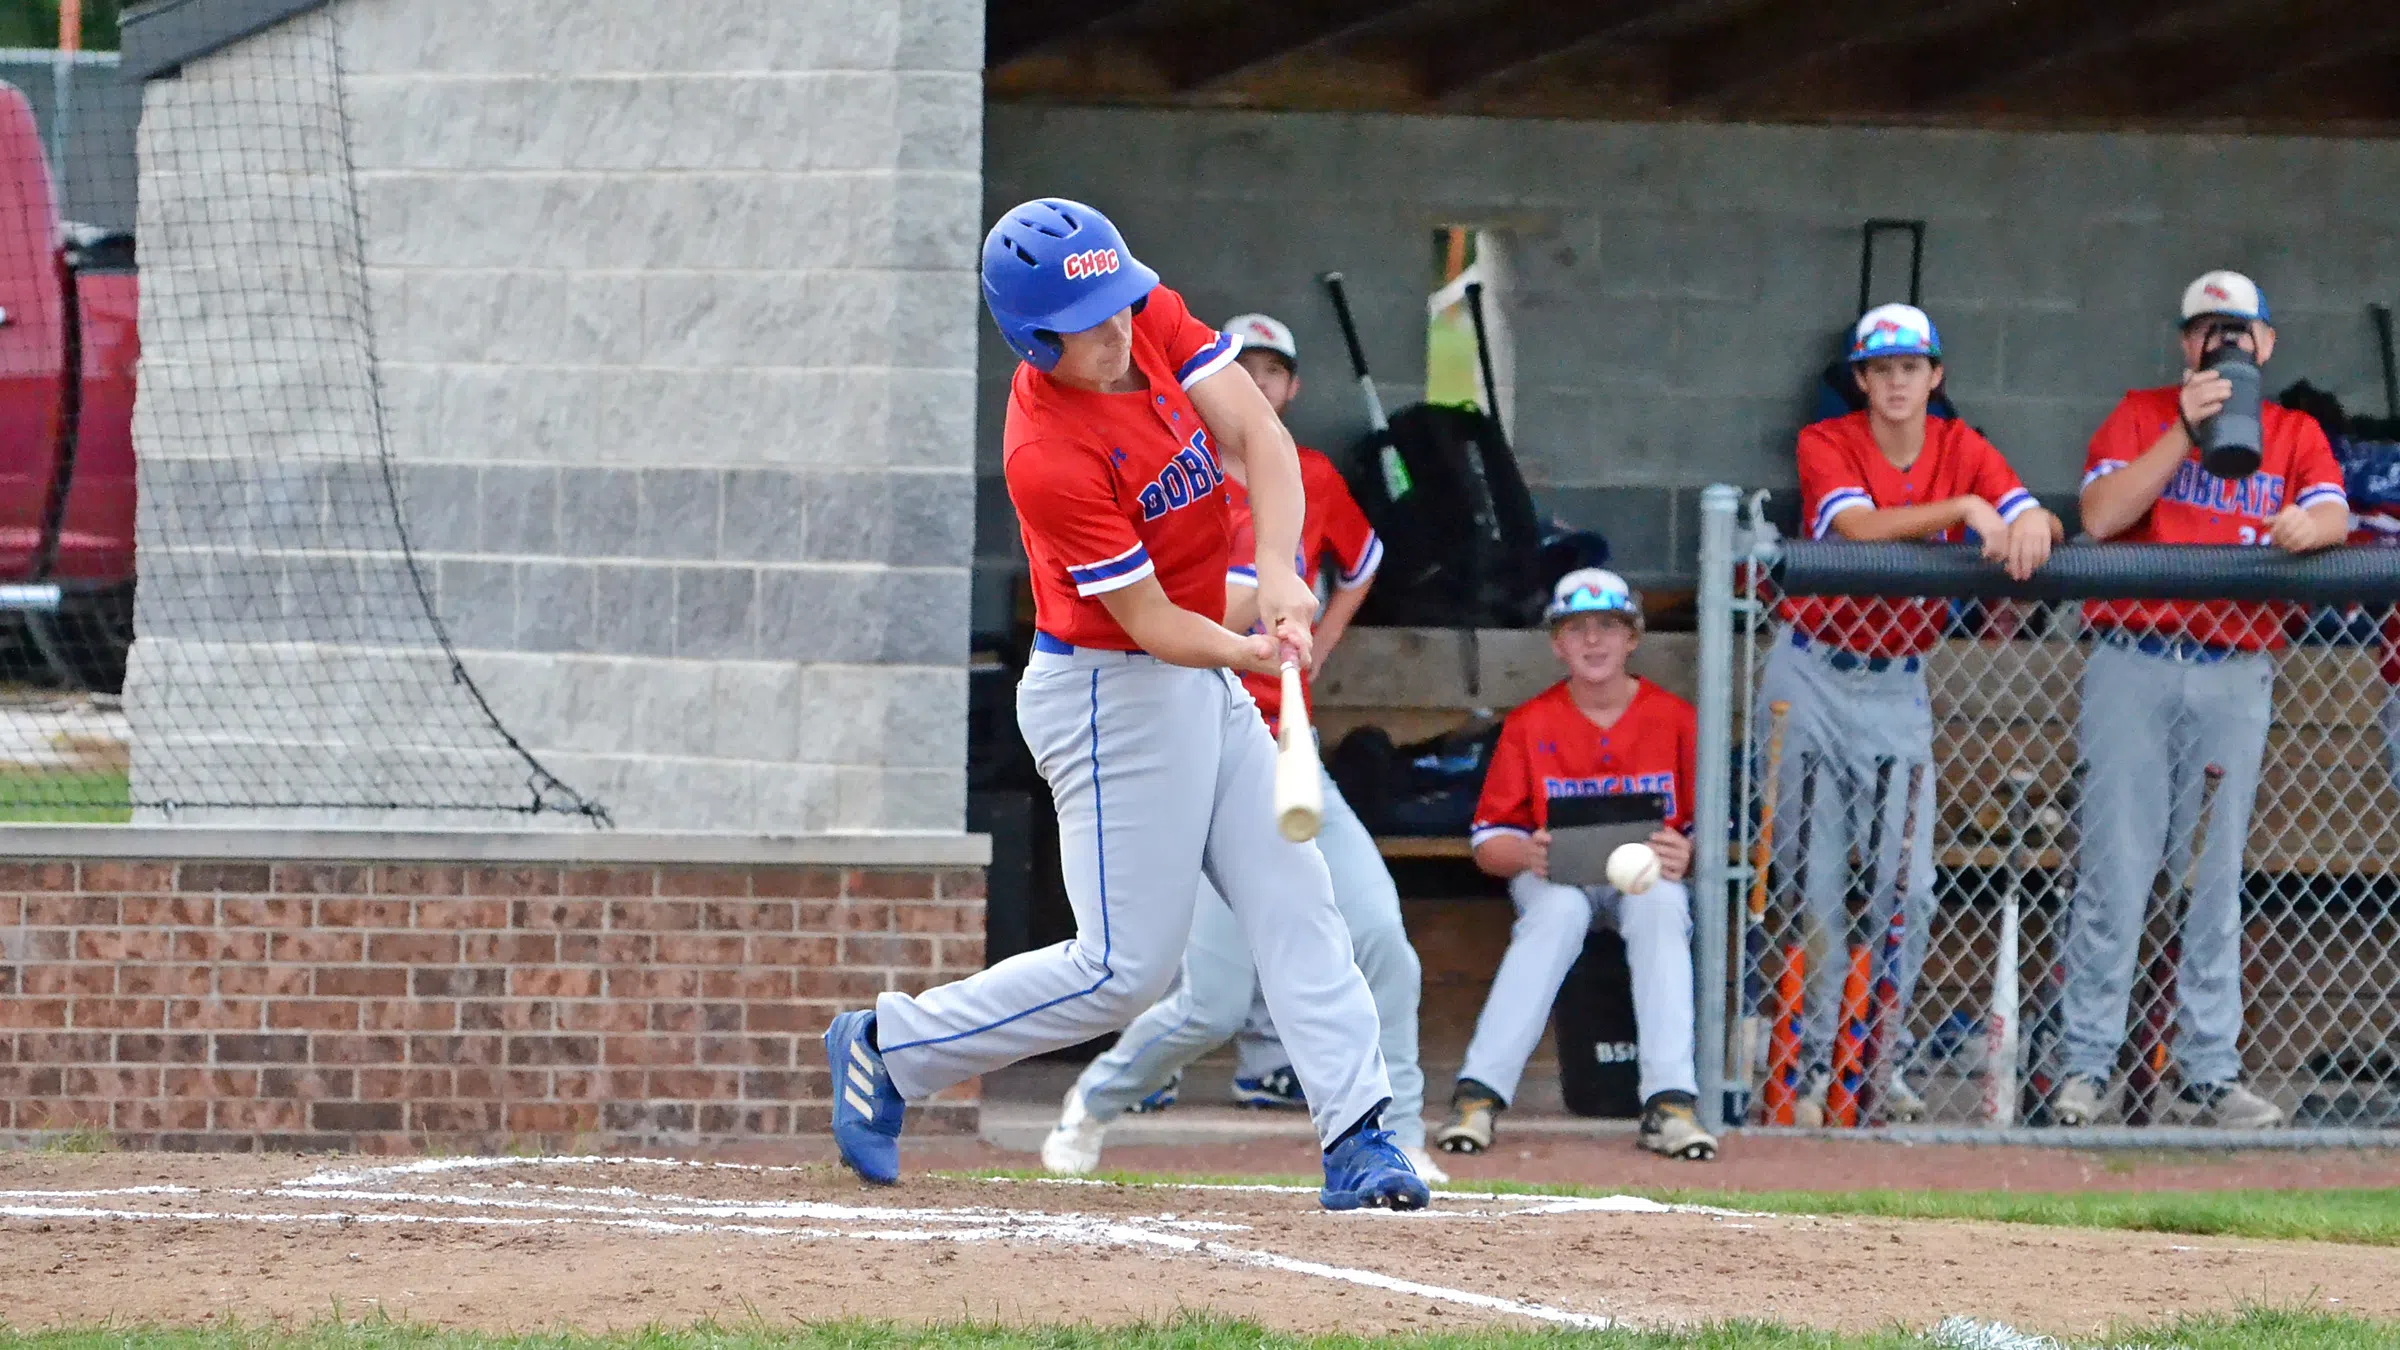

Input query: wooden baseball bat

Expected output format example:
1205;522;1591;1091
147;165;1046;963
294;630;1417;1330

1982;767;2033;1126
2127;762;2224;1125
1732;701;1792;1122
1273;652;1322;842
1864;760;1927;1124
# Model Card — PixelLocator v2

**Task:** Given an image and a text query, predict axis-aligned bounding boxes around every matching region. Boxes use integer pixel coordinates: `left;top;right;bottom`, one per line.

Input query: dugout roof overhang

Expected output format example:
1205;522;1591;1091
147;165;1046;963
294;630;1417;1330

989;0;2400;135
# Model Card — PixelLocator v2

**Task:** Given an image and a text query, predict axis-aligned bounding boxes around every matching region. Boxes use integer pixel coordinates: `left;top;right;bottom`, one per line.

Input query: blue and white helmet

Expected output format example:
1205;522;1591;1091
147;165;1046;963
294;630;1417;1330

981;198;1161;372
1546;567;1642;629
1848;303;1942;364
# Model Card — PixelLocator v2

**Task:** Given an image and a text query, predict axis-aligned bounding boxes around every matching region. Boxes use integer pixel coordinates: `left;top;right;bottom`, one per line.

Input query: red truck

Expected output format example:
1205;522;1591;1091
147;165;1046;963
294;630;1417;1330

0;79;136;691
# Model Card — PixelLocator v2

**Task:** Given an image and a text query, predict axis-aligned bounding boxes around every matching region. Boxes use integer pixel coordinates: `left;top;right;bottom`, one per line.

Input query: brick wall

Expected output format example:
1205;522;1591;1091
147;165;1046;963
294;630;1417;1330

0;858;984;1151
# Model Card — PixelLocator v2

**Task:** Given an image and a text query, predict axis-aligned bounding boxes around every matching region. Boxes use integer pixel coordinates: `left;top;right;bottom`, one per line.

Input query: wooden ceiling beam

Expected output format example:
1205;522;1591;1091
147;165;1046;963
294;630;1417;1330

1421;0;1690;98
2163;7;2400;112
1664;0;2022;106
1918;0;2280;107
986;0;1154;68
1154;0;1425;90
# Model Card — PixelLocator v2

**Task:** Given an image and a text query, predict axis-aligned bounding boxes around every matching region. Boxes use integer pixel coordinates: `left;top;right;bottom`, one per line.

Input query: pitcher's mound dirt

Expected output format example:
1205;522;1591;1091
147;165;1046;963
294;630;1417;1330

0;1153;2382;1338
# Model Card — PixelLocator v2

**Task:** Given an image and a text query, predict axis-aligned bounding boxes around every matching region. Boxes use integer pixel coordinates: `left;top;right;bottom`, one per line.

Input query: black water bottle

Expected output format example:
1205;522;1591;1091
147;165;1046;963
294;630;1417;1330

2196;341;2264;480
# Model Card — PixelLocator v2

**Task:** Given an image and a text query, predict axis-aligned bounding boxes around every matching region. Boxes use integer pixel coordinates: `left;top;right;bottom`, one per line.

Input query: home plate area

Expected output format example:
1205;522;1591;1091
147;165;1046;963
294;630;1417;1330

2;1155;2393;1337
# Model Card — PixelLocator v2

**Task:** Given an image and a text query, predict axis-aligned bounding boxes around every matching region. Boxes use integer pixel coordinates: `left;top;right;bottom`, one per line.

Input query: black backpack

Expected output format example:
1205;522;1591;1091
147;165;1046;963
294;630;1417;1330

1341;402;1546;629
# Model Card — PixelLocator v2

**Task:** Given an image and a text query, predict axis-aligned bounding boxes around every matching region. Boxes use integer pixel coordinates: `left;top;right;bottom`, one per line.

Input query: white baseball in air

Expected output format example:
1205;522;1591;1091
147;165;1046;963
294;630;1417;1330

1607;842;1661;896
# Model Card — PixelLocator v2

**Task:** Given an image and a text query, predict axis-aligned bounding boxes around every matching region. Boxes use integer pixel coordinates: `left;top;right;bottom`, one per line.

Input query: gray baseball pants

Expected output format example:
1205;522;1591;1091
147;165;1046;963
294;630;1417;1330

872;644;1393;1149
1069;766;1429;1148
1457;873;1698;1107
2062;638;2271;1087
1755;630;1939;1074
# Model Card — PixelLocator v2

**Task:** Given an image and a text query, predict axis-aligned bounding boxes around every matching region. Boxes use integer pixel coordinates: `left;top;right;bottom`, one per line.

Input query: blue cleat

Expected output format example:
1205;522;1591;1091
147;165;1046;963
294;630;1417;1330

1231;1064;1306;1110
1319;1126;1430;1212
823;1009;905;1185
1129;1070;1181;1114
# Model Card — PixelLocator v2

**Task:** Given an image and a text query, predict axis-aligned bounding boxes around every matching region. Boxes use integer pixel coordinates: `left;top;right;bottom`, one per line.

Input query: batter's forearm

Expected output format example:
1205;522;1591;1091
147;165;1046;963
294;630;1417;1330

1240;425;1307;585
1102;577;1252;669
2081;427;2188;540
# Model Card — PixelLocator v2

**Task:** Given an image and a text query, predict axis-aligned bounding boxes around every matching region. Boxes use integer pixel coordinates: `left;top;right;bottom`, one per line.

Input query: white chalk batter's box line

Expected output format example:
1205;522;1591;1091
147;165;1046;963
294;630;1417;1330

3;1155;1685;1329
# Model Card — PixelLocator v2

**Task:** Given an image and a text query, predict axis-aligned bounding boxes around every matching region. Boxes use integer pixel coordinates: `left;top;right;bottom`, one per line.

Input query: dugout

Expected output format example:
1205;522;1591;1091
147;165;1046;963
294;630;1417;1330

972;3;2400;1103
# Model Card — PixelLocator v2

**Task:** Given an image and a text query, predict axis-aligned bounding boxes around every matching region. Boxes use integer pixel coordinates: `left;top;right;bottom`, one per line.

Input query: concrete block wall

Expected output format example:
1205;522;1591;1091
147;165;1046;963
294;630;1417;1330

979;106;2400;593
126;0;984;830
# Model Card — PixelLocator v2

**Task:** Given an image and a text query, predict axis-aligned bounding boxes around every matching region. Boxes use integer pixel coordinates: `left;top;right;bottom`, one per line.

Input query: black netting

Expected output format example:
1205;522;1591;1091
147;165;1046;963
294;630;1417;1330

0;15;601;823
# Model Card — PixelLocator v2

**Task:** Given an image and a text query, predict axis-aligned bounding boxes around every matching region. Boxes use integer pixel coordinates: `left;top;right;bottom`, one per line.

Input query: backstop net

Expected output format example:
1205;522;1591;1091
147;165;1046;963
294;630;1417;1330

1715;501;2400;1142
0;13;602;824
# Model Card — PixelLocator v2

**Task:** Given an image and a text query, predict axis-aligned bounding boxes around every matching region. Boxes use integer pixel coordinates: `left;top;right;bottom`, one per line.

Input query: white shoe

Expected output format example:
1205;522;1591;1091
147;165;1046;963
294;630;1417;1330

1878;1075;1927;1124
1792;1065;1831;1128
1402;1145;1449;1185
2051;1073;2107;1127
1040;1088;1106;1176
2162;1079;2283;1129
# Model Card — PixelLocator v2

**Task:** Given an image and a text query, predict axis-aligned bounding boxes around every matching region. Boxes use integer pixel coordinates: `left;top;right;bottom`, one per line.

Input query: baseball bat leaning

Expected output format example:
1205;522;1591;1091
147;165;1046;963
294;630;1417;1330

1982;767;2034;1126
1273;652;1323;842
1864;760;1927;1124
1733;701;1792;1123
2127;762;2224;1125
1830;756;1895;1127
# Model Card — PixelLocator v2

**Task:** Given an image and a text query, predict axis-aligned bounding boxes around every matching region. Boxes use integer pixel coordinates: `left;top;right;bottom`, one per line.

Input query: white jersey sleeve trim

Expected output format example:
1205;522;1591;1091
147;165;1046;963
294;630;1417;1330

2297;484;2349;509
1067;541;1155;596
1334;533;1384;590
2081;459;2128;488
1469;824;1531;849
1225;564;1260;589
1073;557;1155;597
1995;488;2040;524
1811;489;1872;540
1177;332;1242;390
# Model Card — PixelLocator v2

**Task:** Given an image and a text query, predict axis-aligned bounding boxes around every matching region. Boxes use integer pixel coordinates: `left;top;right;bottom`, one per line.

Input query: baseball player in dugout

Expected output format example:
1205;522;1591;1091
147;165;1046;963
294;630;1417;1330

1040;312;1445;1184
1436;569;1719;1162
823;199;1430;1212
2055;270;2348;1130
1763;304;2062;1127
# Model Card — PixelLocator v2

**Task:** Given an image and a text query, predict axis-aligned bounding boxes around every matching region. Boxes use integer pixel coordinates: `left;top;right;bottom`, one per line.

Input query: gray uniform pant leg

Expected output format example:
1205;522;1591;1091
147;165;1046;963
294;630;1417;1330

1072;881;1253;1119
1755;635;1938;1073
2062;642;2270;1086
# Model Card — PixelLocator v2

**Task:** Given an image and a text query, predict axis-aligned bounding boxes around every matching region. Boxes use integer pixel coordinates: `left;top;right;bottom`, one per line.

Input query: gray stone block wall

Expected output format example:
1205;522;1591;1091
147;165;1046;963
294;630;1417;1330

124;0;981;831
979;106;2400;594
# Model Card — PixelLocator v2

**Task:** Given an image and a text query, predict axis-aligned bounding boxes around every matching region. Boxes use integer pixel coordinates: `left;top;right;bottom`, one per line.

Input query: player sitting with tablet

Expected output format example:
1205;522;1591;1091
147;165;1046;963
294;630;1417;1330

1434;569;1717;1162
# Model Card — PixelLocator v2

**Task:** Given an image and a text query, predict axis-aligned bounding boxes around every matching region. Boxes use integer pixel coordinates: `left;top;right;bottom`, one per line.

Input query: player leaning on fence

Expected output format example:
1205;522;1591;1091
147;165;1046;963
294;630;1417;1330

2052;272;2349;1131
1760;305;2063;1127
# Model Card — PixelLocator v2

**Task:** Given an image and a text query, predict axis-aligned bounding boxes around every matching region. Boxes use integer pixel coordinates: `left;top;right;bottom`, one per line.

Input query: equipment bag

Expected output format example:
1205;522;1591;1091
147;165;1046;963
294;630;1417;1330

1343;403;1546;629
1554;926;1643;1119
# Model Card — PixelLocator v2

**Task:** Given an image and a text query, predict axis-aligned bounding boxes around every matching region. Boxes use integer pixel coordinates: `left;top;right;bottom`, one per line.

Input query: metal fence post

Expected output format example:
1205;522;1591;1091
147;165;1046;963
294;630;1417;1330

1694;484;1739;1129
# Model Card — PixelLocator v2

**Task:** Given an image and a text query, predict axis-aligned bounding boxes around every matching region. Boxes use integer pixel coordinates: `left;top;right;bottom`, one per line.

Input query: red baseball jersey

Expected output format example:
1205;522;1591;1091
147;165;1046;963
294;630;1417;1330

1224;446;1383;731
1004;285;1245;649
2350;508;2400;685
2080;388;2347;650
1779;412;2040;658
1469;679;1697;850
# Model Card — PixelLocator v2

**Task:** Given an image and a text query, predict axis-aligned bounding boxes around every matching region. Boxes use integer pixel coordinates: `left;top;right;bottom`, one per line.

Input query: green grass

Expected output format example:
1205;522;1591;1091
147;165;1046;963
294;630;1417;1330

0;1309;2394;1350
959;1169;2400;1248
30;1127;114;1154
0;767;131;822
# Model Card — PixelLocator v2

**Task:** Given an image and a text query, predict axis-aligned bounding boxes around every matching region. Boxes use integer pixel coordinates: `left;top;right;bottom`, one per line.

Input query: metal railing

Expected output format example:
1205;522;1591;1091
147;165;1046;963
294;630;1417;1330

1695;487;2400;1143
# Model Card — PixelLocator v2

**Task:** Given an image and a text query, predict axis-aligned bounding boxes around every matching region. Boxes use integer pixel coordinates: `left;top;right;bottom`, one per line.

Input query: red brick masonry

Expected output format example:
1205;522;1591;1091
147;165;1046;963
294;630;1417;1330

0;860;986;1152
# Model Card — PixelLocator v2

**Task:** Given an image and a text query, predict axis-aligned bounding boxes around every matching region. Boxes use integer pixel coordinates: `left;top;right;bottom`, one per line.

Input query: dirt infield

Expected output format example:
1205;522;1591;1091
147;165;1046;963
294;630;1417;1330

0;1153;2390;1338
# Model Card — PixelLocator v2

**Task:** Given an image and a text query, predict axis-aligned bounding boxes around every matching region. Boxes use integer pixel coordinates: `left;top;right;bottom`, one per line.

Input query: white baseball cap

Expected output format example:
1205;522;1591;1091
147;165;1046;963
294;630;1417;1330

1848;303;1942;364
2181;270;2270;324
1224;313;1297;364
1546;567;1642;628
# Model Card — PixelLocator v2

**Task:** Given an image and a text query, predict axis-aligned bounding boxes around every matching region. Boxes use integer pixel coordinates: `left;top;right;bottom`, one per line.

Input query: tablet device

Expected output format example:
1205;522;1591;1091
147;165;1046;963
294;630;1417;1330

1545;791;1669;888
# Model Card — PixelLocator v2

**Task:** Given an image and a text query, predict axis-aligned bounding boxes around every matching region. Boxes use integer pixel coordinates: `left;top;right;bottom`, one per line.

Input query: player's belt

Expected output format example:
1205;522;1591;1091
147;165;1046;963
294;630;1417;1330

1789;628;1922;675
2098;629;2236;664
1031;631;1149;660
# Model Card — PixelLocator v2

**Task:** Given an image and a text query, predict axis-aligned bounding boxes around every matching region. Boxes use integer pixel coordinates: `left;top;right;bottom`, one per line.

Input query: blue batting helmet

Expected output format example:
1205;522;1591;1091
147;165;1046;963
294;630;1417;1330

981;198;1161;372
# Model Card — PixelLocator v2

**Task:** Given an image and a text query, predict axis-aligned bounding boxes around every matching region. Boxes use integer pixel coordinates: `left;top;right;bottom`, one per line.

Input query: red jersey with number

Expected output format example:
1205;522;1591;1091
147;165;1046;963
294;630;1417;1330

2080;388;2347;650
1224;447;1383;732
1469;680;1696;849
1779;413;2040;658
1005;284;1245;650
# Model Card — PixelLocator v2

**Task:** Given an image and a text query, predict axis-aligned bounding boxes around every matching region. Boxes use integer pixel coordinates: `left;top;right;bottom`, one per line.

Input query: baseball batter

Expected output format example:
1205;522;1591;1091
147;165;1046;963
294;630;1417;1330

2054;270;2347;1130
1041;313;1440;1181
1761;304;2060;1126
1436;569;1718;1162
824;199;1428;1211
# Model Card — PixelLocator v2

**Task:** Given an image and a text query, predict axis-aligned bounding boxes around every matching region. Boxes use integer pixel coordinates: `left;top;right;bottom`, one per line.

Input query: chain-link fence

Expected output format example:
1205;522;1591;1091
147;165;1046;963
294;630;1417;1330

1698;491;2400;1142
